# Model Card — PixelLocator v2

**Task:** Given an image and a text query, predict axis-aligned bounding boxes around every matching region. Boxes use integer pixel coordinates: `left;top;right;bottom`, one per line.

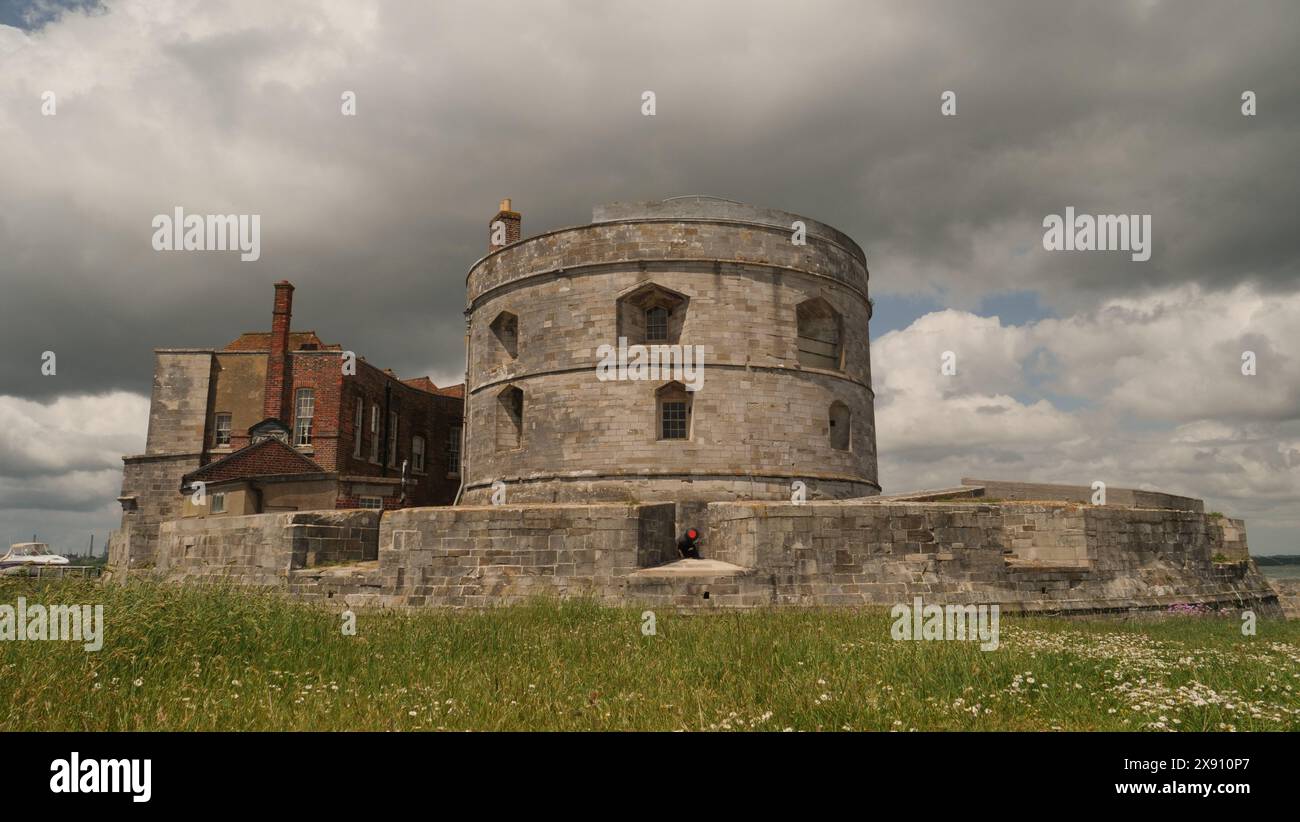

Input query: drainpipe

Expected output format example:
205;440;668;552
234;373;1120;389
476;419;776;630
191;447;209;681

453;310;471;506
381;382;392;478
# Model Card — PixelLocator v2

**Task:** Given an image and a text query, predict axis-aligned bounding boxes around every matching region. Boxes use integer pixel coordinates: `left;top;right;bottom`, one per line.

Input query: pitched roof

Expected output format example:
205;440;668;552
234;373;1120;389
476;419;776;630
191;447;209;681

400;377;464;399
401;376;438;393
183;438;324;487
222;331;341;352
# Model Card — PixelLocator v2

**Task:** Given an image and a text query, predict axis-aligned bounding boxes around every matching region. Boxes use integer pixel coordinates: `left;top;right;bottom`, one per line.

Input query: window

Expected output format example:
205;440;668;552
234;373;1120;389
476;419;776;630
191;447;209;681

214;413;232;447
387;411;399;467
210;493;226;514
796;297;842;370
656;382;692;440
352;397;363;458
293;388;315;446
370;404;380;461
490;311;519;362
616;282;688;346
646;306;669;341
358;496;383;510
829;401;851;451
412;435;425;473
496;386;523;451
448;425;462;474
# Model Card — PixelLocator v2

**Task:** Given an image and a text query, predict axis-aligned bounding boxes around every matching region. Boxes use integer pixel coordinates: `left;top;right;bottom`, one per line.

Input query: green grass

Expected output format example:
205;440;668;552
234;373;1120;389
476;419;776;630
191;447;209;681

2;579;1297;731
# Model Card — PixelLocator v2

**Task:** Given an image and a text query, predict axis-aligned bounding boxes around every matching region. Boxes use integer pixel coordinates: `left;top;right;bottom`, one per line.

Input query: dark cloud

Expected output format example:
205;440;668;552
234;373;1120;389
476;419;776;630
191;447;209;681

1;0;1297;402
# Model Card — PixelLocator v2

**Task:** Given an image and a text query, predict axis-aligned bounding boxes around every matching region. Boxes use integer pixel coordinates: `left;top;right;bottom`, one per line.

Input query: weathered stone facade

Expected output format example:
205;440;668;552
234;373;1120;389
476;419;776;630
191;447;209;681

139;488;1280;617
461;197;879;516
153;510;379;586
107;350;214;573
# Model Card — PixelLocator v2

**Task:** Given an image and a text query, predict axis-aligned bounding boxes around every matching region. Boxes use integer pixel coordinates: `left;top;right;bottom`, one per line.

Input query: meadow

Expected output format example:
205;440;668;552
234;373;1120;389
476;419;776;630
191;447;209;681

2;579;1297;731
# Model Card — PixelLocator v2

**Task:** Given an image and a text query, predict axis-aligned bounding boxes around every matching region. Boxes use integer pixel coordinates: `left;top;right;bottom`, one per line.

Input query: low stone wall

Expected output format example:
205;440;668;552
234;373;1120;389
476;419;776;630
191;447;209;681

1271;579;1300;619
133;494;1281;618
343;503;675;608
960;478;1204;512
153;510;378;585
693;500;1277;614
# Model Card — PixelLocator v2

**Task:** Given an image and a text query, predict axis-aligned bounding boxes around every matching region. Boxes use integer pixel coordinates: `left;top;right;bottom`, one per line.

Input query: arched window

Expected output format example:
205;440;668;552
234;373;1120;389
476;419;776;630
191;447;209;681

796;297;842;370
829;401;851;451
497;386;524;450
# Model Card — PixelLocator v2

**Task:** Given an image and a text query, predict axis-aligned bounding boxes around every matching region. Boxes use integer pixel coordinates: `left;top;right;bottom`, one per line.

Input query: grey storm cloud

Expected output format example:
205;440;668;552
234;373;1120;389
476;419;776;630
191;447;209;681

0;0;1297;402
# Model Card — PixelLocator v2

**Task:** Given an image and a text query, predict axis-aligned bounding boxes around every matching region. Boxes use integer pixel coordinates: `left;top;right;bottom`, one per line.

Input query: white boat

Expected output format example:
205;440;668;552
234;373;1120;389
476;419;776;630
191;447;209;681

0;542;70;575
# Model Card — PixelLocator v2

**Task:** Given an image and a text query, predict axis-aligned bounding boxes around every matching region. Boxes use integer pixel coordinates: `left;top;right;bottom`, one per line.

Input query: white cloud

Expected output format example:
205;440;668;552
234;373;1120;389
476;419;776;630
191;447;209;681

873;284;1300;550
0;391;147;480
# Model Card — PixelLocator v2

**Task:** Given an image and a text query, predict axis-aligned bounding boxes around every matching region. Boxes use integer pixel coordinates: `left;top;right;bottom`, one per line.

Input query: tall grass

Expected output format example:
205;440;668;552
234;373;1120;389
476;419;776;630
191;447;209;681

2;580;1296;731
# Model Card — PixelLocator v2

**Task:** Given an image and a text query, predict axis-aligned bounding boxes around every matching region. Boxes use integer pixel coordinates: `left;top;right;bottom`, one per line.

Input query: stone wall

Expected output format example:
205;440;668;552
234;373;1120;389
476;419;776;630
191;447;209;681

128;494;1282;618
106;350;216;577
692;499;1278;614
153;510;378;586
1270;579;1300;620
461;198;879;509
960;478;1204;513
351;503;675;608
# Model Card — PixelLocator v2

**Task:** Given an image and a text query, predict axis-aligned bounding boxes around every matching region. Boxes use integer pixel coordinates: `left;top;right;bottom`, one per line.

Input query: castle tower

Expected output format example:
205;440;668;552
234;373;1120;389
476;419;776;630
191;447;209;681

460;196;879;517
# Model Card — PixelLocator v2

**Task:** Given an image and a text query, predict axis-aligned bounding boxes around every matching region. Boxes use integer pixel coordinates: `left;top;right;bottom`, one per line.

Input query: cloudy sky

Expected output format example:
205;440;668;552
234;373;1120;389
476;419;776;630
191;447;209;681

1;0;1297;554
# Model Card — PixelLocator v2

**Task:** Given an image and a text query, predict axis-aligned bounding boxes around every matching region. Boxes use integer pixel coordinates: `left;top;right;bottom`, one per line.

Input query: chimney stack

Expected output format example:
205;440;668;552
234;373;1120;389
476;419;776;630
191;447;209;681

263;280;295;422
489;198;521;252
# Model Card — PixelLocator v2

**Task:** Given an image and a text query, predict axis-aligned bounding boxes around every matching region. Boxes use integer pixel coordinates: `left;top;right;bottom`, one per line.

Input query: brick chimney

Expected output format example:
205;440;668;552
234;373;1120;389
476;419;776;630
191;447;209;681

489;198;521;252
262;280;295;422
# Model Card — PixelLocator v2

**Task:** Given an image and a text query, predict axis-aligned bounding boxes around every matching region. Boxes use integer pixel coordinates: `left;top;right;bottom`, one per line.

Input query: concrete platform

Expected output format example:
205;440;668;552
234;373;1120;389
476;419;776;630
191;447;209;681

628;559;750;579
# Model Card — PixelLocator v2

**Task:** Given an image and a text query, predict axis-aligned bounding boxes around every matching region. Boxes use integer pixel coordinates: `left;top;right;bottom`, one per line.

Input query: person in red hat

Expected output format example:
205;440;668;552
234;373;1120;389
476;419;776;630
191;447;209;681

677;528;701;559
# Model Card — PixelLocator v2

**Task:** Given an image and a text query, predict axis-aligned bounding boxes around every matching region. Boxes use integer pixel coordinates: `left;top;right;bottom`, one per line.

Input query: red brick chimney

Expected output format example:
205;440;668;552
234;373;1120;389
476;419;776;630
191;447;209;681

489;198;521;252
263;280;295;422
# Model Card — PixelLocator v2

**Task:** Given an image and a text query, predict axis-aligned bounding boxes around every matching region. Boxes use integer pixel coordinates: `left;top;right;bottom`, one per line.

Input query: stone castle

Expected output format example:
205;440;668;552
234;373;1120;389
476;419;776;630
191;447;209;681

106;196;1283;616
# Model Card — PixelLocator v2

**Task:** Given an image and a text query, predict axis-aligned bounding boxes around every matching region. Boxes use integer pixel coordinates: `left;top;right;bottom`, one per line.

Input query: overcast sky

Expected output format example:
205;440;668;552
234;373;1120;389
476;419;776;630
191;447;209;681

1;0;1297;554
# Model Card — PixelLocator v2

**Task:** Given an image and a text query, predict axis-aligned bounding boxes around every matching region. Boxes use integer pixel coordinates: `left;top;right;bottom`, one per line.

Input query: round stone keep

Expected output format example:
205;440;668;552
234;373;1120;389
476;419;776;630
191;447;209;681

461;196;879;507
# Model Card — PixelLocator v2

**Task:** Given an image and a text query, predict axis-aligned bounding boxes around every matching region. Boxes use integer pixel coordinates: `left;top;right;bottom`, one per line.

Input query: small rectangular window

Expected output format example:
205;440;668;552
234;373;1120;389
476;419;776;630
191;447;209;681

646;306;669;342
359;496;383;510
210;493;226;514
370;405;380;461
293;388;315;446
661;401;688;439
412;435;425;473
214;413;232;447
388;411;399;467
448;425;462;475
352;397;363;458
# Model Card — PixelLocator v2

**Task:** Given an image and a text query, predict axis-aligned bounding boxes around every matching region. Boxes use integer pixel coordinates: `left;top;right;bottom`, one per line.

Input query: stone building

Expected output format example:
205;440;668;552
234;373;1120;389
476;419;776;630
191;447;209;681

460;196;880;530
105;198;1283;618
107;281;463;573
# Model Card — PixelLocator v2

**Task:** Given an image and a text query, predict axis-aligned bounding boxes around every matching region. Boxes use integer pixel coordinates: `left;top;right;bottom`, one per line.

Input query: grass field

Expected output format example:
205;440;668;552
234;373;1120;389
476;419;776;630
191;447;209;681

2;579;1297;731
